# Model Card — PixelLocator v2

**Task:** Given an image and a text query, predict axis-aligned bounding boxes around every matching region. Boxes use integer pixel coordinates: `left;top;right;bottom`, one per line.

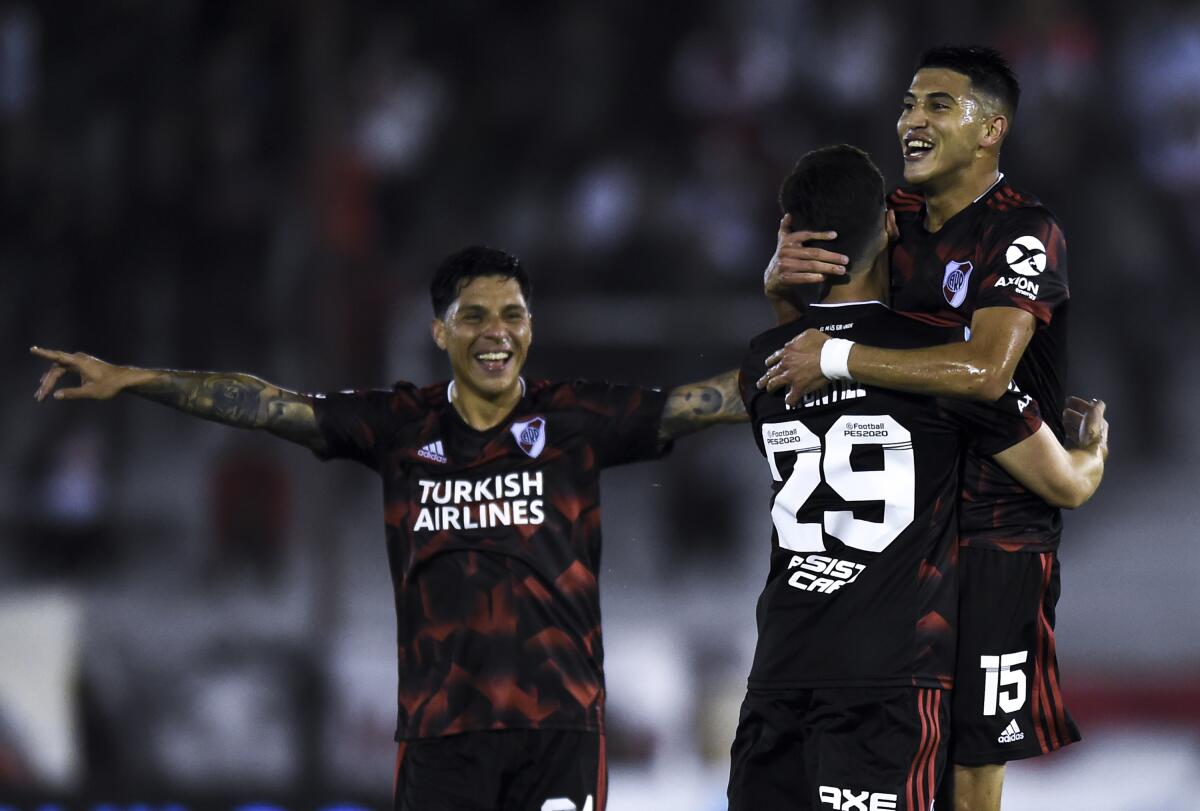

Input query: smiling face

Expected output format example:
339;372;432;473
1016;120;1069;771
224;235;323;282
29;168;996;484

897;67;1006;190
432;275;532;403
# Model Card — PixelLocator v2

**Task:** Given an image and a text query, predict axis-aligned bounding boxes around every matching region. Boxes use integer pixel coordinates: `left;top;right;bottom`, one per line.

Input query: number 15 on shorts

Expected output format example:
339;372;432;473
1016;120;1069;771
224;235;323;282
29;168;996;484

980;651;1028;715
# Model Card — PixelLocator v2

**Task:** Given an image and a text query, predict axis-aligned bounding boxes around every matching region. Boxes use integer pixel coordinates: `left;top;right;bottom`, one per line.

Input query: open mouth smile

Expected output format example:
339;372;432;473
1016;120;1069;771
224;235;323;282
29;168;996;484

474;350;513;373
903;137;935;161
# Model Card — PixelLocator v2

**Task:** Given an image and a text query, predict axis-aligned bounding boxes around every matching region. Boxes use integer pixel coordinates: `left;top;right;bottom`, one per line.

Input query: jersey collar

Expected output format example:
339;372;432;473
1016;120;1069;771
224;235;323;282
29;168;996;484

446;376;527;404
971;171;1005;204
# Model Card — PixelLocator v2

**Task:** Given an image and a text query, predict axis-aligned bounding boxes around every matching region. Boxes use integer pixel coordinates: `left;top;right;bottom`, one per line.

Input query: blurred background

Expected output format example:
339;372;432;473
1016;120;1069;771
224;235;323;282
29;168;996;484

2;1;1198;809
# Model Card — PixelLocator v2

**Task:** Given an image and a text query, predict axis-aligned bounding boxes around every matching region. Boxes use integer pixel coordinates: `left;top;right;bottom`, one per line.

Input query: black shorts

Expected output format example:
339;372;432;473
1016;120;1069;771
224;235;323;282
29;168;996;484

727;686;949;811
393;728;605;811
949;548;1081;766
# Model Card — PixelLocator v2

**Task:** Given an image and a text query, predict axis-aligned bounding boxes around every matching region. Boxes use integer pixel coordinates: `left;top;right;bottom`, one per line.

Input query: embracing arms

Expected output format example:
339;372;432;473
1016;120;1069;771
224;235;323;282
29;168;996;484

31;347;327;452
759;307;1034;406
992;396;1108;509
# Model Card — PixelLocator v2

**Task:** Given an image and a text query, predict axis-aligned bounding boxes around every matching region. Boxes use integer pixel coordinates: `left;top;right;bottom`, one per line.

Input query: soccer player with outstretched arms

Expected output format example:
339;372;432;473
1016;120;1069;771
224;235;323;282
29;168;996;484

32;246;747;811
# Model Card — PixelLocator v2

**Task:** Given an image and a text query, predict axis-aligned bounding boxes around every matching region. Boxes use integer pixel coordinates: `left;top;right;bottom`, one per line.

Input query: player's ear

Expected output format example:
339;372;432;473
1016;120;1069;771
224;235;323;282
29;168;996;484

885;209;898;241
981;114;1008;149
431;318;447;350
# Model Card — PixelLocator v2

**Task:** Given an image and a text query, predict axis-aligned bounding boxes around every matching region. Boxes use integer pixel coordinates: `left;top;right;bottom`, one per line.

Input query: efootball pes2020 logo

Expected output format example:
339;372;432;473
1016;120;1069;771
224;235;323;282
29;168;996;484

942;260;973;308
511;416;547;458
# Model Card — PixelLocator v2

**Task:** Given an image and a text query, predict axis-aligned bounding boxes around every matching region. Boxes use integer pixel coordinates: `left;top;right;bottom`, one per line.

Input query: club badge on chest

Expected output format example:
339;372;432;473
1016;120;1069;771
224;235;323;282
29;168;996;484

511;416;547;458
942;259;973;308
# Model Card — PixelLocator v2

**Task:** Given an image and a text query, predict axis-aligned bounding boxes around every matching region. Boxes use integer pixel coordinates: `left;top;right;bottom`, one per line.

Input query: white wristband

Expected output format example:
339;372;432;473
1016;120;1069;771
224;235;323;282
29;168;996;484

819;338;855;382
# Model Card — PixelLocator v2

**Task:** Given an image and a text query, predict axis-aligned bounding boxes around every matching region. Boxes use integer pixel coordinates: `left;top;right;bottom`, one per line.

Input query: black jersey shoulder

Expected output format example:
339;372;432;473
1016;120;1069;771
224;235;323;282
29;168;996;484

888;185;926;215
746;302;962;359
985;179;1049;215
890;180;1059;227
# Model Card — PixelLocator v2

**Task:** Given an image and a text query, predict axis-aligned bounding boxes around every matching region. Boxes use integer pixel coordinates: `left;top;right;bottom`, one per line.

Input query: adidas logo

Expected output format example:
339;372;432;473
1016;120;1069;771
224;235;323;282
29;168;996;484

998;719;1025;743
417;440;447;464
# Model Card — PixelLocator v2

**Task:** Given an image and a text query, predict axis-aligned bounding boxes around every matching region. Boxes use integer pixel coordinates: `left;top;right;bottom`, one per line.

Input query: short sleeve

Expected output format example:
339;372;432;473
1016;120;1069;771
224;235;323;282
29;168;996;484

311;384;422;469
939;385;1044;457
565;381;671;468
976;209;1069;325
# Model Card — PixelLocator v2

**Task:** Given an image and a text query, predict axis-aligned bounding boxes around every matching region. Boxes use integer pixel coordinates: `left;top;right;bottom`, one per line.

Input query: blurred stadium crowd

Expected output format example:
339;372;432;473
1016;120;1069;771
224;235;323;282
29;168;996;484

1;1;1198;808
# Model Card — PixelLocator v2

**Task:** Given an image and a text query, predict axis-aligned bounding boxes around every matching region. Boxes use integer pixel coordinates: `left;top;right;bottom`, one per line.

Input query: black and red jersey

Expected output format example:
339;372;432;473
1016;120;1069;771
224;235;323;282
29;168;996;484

312;379;668;740
889;178;1069;552
739;302;1041;689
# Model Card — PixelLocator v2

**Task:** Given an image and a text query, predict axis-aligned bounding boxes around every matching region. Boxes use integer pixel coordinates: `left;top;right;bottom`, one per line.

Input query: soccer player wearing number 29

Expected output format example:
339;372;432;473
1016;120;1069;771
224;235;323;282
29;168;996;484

32;247;748;811
729;146;1107;811
760;47;1089;811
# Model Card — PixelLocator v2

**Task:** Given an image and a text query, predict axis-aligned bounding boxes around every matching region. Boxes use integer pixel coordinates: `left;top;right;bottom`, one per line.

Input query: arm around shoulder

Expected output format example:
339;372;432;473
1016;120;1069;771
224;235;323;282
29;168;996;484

991;398;1108;509
847;307;1036;401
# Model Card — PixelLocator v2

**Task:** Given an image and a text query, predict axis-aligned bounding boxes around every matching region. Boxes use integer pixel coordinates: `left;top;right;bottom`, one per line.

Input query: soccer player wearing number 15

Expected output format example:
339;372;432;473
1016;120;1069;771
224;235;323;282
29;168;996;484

727;146;1107;811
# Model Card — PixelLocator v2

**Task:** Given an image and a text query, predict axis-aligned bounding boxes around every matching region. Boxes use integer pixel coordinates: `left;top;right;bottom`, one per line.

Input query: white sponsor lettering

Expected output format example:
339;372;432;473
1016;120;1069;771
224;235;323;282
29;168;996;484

993;275;1040;300
786;554;866;593
413;472;545;532
819;785;898;811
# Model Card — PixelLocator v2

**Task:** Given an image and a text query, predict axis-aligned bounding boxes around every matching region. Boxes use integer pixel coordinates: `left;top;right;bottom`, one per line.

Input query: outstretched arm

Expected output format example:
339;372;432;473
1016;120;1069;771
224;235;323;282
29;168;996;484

992;396;1109;509
657;369;747;443
760;307;1034;406
32;346;326;452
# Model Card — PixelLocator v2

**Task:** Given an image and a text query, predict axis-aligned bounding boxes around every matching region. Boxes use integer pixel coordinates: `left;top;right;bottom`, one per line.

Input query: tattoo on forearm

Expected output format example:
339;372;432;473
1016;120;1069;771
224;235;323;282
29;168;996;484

132;371;321;448
659;370;747;441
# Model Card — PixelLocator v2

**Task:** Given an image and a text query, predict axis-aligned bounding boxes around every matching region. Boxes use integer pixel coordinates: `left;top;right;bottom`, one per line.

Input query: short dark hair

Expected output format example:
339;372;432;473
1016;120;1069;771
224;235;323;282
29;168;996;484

917;45;1020;120
778;145;886;269
429;246;532;318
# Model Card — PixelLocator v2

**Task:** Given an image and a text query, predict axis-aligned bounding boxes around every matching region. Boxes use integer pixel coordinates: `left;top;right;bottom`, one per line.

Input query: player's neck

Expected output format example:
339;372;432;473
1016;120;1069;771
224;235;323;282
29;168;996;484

819;252;889;306
448;378;524;431
921;164;1001;233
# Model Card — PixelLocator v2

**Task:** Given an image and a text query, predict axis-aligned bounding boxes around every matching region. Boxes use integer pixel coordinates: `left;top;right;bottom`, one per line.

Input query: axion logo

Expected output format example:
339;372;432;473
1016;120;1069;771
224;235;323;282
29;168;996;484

1005;235;1047;276
511;416;547;458
819;785;898;810
942;260;973;308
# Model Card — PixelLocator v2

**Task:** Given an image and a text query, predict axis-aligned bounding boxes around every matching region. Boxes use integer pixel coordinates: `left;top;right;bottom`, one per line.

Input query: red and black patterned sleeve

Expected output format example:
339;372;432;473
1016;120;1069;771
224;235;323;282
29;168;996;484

566;381;671;468
311;382;423;469
939;385;1044;458
976;209;1069;325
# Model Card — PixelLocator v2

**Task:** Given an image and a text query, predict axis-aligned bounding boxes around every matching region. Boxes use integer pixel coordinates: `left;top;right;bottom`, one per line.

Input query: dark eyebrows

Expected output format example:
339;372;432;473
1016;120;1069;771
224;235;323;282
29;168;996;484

457;302;528;317
904;90;959;105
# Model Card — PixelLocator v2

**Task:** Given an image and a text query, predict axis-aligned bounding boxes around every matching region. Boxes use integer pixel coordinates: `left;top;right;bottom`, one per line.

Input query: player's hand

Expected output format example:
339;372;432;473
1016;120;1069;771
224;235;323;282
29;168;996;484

757;328;830;406
31;346;133;401
763;214;849;297
1063;396;1107;457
